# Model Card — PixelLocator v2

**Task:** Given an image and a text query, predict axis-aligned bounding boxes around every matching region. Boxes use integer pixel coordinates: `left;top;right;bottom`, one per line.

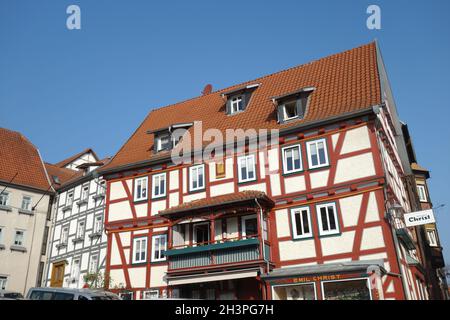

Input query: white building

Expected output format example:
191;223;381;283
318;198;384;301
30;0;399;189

0;128;54;295
43;149;109;289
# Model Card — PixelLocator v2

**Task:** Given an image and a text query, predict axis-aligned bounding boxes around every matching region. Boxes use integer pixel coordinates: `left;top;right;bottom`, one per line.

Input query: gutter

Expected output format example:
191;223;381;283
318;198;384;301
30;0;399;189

99;105;381;176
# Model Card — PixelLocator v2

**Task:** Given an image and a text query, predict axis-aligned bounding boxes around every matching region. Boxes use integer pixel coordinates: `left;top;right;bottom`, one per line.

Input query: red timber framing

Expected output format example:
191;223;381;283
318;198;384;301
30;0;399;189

102;116;426;300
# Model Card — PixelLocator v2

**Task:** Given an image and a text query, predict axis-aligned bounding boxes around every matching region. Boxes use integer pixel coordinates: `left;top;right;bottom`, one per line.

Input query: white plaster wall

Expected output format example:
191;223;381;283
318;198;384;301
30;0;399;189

284;176;306;194
129;267;147;288
278;240;316;261
360;226;385;251
238;183;266;193
334;153;376;184
109;201;133;222
309;170;329;189
275;209;290;238
320;231;355;256
150;265;168;287
339;194;363;228
340;126;371;154
210;182;234;197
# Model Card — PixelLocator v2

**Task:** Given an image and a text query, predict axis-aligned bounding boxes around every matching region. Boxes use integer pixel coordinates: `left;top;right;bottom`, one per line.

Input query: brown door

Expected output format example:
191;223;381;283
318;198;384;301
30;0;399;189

50;262;65;287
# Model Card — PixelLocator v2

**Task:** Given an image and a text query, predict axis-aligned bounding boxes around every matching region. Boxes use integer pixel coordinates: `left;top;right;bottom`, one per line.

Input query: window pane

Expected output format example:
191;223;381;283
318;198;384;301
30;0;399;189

320;207;329;231
310;144;318;166
318;142;326;164
323;279;371;300
328;206;336;230
293;148;301;169
240;159;247;180
248;157;255;179
295;212;303;236
302;210;310;234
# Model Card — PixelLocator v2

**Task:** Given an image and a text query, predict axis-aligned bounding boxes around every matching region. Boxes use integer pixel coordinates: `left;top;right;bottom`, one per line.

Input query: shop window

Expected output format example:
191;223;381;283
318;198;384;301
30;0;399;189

322;278;371;300
273;283;316;300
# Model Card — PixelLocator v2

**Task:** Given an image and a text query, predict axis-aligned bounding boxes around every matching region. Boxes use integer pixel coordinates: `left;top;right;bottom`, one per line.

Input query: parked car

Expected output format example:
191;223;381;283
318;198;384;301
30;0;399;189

26;287;121;300
0;290;24;300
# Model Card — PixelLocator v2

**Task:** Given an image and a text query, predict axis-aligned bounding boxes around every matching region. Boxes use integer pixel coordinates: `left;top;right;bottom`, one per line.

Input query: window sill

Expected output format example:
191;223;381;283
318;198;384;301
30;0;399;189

0;244;5;250
10;245;27;253
18;209;34;216
56;243;67;250
72;237;84;244
237;178;258;185
89;232;102;239
93;194;105;201
0;204;12;212
77;200;88;206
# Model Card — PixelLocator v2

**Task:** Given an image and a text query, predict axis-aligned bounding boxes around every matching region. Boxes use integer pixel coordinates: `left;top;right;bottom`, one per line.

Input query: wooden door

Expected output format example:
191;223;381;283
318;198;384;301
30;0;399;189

50;262;65;287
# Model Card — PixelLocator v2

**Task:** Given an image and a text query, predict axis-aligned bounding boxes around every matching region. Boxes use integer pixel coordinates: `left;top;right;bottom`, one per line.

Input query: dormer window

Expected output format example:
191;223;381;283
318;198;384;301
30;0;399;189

274;87;314;123
224;83;259;115
156;133;171;152
231;95;244;114
149;123;193;153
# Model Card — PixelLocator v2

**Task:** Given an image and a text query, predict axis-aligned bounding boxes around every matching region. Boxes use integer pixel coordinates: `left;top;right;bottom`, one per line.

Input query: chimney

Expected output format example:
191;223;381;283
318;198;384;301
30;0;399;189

202;84;213;95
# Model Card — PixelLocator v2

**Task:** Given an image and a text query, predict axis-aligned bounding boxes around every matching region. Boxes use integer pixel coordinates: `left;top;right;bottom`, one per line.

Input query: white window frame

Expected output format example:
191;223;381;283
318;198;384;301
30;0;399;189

316;202;340;236
76;220;85;239
241;214;258;238
0;191;9;206
21;195;32;211
306;138;329;169
14;230;25;246
282;100;299;121
71;258;81;279
230;95;244;114
151;234;167;262
94;215;103;234
237;154;257;183
417;185;427;202
282;144;303;174
152;173;166;199
133;176;148;202
99;181;106;195
61;226;69;244
89;254;99;273
427;229;438;247
132;237;148;264
189;164;205;192
0;276;7;290
66;192;74;206
156;133;171;152
290;206;313;239
81;185;89;201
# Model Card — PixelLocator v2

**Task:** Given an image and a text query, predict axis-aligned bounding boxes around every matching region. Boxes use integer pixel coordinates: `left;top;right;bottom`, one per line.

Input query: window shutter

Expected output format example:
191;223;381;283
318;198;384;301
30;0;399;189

277;105;284;124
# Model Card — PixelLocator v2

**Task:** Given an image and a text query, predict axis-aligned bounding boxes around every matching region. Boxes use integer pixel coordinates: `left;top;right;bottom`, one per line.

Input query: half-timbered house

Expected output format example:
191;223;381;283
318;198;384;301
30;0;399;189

43;149;109;289
98;42;435;300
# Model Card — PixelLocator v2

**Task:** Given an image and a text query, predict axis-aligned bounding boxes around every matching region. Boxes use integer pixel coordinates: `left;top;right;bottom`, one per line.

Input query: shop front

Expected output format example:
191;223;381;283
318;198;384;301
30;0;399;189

262;260;386;300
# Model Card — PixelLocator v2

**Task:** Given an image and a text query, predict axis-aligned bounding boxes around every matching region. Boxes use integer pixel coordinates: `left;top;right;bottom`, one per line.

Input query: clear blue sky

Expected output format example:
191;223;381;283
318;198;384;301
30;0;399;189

1;1;449;262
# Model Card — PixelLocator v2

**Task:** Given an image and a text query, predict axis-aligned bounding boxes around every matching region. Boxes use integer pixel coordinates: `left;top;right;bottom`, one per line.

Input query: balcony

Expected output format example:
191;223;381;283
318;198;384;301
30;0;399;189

165;237;269;272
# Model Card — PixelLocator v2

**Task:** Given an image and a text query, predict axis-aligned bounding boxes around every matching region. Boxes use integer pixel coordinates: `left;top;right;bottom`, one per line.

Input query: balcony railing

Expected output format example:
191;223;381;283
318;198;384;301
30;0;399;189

165;236;267;271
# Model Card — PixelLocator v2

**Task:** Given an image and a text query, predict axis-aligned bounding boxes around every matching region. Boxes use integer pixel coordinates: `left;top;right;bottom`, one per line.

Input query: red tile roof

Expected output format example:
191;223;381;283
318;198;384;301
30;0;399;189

44;163;81;188
55;148;98;168
0;128;52;192
159;190;274;216
101;42;381;173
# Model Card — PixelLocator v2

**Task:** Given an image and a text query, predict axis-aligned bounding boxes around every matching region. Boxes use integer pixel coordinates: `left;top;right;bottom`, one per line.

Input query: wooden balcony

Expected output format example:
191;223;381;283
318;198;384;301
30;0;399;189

164;236;270;272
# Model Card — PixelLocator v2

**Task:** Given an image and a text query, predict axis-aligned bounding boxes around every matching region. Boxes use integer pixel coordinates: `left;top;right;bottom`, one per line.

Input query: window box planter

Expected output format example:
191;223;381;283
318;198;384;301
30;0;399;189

18;209;34;216
10;245;27;253
62;205;72;212
0;244;5;250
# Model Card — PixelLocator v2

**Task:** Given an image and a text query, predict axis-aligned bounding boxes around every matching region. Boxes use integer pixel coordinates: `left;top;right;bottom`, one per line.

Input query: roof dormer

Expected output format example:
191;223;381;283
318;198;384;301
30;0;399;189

273;87;314;124
148;123;193;153
222;83;259;115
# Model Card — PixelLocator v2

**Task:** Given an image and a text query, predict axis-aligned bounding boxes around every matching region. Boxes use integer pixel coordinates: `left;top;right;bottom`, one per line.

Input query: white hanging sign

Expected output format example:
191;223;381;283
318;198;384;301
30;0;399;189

404;209;435;227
